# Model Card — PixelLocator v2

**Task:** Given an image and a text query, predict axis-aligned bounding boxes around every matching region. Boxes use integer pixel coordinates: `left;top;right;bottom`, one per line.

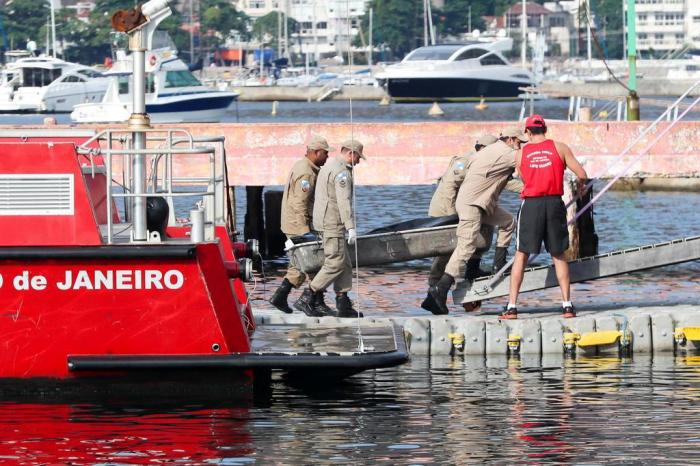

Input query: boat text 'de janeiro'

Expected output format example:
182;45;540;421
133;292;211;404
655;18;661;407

0;270;185;291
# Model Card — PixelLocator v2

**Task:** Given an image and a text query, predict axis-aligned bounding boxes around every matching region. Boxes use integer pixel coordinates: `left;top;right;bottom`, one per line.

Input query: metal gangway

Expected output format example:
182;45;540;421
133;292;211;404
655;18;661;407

454;236;700;303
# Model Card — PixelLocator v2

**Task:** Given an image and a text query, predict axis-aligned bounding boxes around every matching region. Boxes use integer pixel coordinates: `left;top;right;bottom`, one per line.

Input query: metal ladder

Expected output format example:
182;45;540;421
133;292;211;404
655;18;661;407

454;236;700;304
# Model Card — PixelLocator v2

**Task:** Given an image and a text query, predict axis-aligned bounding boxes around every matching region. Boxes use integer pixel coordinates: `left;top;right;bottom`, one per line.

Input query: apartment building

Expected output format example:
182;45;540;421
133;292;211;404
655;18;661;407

235;0;366;58
631;0;700;55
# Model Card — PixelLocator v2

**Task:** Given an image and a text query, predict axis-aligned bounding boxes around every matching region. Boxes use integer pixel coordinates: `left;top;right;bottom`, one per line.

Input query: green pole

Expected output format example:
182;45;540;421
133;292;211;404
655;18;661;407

626;0;639;120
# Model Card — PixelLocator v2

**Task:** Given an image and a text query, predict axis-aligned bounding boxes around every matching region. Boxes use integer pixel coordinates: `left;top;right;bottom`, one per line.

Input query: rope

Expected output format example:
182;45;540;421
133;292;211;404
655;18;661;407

581;4;629;93
345;0;364;353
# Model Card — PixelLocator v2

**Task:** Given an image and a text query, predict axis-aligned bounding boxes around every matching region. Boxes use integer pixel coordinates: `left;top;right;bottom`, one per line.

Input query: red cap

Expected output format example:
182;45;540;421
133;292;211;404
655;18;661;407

525;114;546;128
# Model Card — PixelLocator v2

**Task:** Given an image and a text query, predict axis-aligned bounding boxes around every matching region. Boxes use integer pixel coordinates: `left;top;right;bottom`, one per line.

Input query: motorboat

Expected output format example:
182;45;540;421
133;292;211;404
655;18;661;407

0;56;109;112
71;48;239;124
375;39;535;102
0;5;407;399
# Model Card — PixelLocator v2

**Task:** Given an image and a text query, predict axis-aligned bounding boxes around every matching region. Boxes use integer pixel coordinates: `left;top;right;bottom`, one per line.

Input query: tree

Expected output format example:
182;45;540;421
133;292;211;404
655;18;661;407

199;0;249;49
593;0;624;59
434;1;487;39
358;0;422;60
251;11;296;47
3;0;50;52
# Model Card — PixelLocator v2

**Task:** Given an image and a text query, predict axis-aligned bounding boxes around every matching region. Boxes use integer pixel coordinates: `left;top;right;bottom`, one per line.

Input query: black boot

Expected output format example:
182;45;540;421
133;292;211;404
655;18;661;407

269;278;294;314
314;291;337;317
427;274;455;315
421;292;442;314
465;258;491;282
336;292;364;318
493;247;509;274
293;288;325;317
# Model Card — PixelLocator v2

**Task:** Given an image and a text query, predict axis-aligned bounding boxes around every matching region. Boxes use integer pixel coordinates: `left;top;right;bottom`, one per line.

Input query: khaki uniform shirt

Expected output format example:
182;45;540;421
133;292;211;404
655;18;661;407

456;140;518;216
313;157;355;238
428;154;471;217
280;157;320;236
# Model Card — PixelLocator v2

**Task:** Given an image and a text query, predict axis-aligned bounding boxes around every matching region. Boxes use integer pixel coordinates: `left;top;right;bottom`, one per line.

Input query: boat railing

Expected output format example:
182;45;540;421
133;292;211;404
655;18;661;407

77;127;221;245
148;135;230;232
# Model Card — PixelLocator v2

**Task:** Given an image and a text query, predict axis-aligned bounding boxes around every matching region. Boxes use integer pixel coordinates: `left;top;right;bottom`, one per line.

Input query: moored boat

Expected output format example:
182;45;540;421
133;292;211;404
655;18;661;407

0;2;407;399
375;39;535;102
71;47;239;124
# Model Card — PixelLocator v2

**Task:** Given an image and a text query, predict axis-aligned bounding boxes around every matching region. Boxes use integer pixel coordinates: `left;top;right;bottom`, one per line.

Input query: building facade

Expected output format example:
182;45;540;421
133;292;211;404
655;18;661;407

235;0;366;58
629;0;700;55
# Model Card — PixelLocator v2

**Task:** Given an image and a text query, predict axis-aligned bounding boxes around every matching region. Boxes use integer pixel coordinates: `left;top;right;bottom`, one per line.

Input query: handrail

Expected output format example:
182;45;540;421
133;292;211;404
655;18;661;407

474;88;700;297
80;128;222;245
565;78;700;210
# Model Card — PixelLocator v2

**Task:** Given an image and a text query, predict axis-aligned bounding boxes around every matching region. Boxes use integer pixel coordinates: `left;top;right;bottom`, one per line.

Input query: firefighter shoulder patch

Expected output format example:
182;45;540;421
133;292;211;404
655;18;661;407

336;172;348;188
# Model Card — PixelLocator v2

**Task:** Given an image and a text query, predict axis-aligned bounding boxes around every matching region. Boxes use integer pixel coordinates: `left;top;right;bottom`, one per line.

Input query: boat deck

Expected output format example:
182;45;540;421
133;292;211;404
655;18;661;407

251;322;400;355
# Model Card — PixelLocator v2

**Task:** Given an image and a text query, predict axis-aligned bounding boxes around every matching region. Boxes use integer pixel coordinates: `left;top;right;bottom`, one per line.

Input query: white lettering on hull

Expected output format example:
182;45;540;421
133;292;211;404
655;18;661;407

56;270;185;290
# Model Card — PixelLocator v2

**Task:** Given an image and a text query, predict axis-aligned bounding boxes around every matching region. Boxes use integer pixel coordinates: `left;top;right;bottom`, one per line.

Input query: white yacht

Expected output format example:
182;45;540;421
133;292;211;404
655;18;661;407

0;56;109;112
376;39;535;102
71;48;238;123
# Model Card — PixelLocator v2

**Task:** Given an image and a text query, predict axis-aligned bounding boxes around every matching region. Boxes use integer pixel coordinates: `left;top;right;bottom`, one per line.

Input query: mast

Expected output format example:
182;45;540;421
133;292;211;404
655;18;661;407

368;7;373;68
423;0;428;47
521;0;526;67
586;0;592;67
626;0;639;120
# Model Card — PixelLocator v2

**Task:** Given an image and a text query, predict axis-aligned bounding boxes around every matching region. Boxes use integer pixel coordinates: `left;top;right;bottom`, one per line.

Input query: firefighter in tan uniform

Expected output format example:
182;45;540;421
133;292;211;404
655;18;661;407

294;140;364;318
422;135;498;314
269;135;330;314
428;128;528;314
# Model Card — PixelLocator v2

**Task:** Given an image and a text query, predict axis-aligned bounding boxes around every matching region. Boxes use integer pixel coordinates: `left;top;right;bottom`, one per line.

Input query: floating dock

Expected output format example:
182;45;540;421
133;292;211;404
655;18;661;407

254;304;700;358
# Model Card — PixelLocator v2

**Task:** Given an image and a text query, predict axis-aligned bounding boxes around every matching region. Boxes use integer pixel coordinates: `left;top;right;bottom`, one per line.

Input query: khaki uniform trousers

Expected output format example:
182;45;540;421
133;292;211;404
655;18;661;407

309;235;352;293
284;236;315;288
428;223;495;286
445;205;515;278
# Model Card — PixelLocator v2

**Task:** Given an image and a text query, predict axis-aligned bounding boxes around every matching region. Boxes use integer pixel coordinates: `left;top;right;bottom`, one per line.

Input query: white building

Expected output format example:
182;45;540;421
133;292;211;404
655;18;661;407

629;0;700;55
235;0;366;58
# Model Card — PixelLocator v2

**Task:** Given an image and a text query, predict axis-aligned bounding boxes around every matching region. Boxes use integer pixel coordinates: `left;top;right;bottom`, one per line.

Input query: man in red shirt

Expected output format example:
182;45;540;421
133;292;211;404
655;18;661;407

503;115;588;320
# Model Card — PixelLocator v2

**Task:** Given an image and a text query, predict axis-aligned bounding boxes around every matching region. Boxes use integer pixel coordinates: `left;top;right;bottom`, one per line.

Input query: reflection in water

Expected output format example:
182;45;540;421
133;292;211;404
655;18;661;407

2;356;700;463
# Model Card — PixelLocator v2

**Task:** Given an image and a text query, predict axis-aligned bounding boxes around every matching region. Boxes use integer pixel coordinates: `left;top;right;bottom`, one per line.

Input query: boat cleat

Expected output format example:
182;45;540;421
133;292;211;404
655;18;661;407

448;332;465;355
507;334;521;354
563;330;632;356
674;327;700;350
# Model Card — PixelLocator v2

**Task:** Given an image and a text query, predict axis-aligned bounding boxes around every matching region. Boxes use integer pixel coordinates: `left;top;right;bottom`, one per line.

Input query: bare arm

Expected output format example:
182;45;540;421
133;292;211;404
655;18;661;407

514;148;523;178
556;141;587;181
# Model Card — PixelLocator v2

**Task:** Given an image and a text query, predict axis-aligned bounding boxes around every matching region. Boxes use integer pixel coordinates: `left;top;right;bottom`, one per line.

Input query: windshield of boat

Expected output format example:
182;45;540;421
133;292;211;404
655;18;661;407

21;67;61;87
164;70;202;88
117;74;155;94
404;46;463;61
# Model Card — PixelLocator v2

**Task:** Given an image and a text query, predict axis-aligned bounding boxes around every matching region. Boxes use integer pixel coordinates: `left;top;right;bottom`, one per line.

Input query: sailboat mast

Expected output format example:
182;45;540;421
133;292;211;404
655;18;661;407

521;0;526;67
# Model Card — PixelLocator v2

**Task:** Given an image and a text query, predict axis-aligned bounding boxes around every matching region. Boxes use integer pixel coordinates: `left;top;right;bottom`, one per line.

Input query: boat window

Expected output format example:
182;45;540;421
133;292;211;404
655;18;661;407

454;48;488;60
118;74;155;94
21;67;61;87
405;46;463;61
480;54;507;66
512;74;531;79
78;69;103;78
164;70;202;88
63;75;86;83
118;75;130;94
